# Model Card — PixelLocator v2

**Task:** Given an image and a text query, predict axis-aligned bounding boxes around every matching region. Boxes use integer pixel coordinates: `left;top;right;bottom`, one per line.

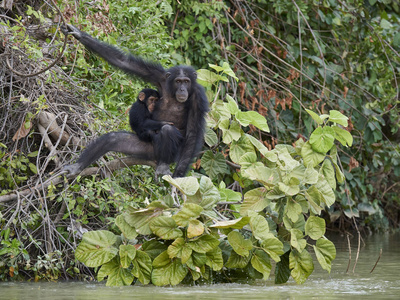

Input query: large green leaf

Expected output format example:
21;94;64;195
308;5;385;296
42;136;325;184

201;151;229;180
333;126;353;147
301;141;326;167
151;259;188;286
309;127;335;154
119;244;137;268
261;237;284;262
249;212;270;241
243;166;280;187
123;207;162;235
75;230;118;267
115;215;138;240
149;216;183;240
220;119;242;144
236;111;270;132
240;187;270;216
97;257;134;287
131;250;152;285
210;217;250;229
305;216;326;240
187;176;220;210
251;249;272;280
167;237;192;263
172;203;203;227
305;186;323;214
321;159;336;189
328;110;348;126
225;250;251;268
163;175;200;196
313;238;336;273
187;234;220;253
305;109;324;125
230;136;255;164
290;229;306;252
187;219;205;238
228;231;253;257
289;249;314;284
315;176;336;207
204;127;218;147
206;247;224;271
245;134;272;157
285;199;302;223
225;94;240;114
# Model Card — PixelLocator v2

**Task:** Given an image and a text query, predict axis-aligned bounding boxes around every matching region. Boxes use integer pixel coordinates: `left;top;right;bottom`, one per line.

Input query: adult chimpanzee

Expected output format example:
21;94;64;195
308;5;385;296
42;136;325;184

61;24;208;178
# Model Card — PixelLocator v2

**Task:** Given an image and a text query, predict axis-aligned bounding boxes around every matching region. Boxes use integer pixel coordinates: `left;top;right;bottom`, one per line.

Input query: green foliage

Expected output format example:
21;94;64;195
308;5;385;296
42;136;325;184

74;65;343;286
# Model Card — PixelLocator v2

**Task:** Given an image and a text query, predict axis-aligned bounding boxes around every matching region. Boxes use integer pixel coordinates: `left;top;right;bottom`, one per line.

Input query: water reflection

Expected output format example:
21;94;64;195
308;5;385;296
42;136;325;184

1;233;399;300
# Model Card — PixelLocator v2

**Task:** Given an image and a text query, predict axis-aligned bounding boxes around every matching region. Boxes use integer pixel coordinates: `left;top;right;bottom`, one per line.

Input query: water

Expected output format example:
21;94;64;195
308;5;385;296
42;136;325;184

1;233;399;300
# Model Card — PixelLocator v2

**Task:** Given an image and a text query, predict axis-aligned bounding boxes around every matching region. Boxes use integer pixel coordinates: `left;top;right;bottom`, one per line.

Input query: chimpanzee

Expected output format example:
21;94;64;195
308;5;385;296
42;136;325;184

61;24;208;178
130;88;164;142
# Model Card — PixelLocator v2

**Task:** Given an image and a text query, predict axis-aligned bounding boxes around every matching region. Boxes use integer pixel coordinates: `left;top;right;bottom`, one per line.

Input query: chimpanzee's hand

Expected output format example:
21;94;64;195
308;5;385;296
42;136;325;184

61;163;82;176
61;24;82;40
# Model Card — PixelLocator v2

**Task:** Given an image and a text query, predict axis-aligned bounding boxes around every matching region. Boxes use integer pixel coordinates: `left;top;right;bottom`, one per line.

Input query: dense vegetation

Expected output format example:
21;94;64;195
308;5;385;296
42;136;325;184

0;0;398;285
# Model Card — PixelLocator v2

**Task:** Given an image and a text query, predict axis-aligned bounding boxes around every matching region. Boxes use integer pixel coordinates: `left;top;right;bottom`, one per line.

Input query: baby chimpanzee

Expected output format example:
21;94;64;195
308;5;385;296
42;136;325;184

129;88;169;142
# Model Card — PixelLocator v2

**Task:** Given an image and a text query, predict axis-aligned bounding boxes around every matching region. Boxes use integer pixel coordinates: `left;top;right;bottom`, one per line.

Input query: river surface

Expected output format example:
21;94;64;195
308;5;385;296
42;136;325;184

0;233;399;299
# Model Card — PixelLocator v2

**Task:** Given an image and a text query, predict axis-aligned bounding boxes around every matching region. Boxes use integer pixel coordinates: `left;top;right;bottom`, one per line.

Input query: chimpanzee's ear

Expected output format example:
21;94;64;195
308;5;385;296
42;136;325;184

166;72;171;79
193;72;197;79
138;92;145;101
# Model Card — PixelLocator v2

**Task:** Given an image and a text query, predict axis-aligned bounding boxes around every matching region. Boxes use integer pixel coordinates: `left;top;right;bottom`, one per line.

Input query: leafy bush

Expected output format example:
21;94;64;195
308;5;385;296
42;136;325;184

74;65;352;286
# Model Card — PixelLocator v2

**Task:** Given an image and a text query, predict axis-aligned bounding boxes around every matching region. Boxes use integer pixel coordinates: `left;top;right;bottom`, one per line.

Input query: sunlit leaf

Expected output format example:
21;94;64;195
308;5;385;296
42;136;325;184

289;249;314;284
119;244;136;268
149;216;183;240
163;175;200;196
210;217;250;229
305;216;326;240
251;249;272;280
261;237;284;262
115;215;138;240
228;231;253;257
309;127;335;154
333;126;353;147
167;238;193;263
187;234;219;253
301;142;326;167
172;203;203;227
321;159;336;189
151;259;188;286
206;247;224;271
290;229;306;252
97;257;134;287
187;219;205;238
131;250;152;284
305;109;323;125
328;110;349;126
75;230;118;267
249;212;270;241
225;250;251;268
313;238;336;273
240;188;270;216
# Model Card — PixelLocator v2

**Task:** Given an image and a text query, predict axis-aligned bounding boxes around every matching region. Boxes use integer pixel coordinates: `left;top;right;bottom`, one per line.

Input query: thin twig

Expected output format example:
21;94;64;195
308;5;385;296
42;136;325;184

346;234;351;274
370;248;382;273
352;232;361;273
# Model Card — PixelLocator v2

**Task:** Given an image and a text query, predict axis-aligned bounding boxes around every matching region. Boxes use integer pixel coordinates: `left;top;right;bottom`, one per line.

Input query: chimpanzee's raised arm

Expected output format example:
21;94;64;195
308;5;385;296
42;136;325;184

62;24;165;88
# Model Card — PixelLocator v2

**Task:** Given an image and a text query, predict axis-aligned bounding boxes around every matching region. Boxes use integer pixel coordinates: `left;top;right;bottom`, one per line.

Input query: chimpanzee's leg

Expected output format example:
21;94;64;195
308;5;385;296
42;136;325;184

153;125;183;176
62;131;154;175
